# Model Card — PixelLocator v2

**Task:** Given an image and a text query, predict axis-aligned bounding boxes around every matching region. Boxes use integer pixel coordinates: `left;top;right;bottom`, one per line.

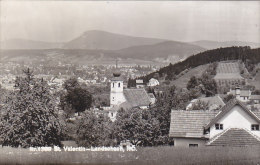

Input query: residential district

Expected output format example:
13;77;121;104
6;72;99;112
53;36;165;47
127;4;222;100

1;60;260;148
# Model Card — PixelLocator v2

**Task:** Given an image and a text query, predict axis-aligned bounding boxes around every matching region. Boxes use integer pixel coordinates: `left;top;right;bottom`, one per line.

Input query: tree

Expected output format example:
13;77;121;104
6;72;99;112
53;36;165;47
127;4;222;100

187;76;199;90
223;94;235;103
200;74;217;97
113;108;161;146
127;78;136;88
0;69;62;148
76;111;113;147
60;78;92;114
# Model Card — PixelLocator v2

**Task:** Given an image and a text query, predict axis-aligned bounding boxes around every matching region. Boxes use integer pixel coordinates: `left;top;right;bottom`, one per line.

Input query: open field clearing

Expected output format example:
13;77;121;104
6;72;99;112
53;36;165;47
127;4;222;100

0;146;260;165
248;71;260;90
172;64;209;88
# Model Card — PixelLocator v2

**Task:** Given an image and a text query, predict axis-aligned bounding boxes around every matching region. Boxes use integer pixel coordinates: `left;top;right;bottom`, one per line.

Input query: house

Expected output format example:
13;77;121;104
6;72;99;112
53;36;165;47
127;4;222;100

147;78;159;87
107;71;153;121
170;99;260;147
136;79;145;88
186;95;225;110
228;87;260;103
214;62;244;88
250;95;260;104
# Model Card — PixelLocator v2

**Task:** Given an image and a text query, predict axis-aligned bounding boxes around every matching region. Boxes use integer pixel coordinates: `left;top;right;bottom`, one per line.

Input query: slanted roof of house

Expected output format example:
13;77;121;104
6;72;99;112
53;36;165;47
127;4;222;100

250;95;260;100
240;90;251;97
207;128;260;146
198;96;225;107
170;99;260;139
204;99;260;129
169;110;218;138
228;89;251;97
123;88;151;107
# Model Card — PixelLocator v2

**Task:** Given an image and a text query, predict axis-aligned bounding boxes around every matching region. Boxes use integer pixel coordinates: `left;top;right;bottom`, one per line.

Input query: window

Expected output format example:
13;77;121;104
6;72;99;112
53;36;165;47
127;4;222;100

118;83;120;87
189;144;198;147
215;123;223;130
251;124;259;131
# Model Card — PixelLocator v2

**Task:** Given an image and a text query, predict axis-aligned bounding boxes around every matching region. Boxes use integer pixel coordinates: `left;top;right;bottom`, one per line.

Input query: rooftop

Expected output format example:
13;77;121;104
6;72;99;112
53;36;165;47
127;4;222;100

170;99;260;139
208;128;260;146
169;110;218;138
123;88;151;108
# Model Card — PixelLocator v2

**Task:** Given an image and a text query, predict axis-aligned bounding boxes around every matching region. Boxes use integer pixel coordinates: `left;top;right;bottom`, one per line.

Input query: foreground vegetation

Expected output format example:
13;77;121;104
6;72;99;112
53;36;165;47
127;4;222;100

0;146;259;165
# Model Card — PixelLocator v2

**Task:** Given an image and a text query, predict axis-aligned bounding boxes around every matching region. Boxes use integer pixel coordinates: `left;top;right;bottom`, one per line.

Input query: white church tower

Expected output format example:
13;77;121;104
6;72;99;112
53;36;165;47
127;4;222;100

110;61;125;107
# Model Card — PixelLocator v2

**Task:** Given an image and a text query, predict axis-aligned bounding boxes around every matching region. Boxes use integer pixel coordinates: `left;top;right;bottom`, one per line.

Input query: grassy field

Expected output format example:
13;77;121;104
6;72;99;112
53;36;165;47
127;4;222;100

248;71;260;90
0;146;260;165
171;64;209;88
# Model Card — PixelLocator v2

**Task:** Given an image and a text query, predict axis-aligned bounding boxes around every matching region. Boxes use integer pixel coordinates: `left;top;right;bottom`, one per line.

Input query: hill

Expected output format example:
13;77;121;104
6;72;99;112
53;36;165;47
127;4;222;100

140;46;260;83
116;41;205;62
0;40;205;64
191;40;260;50
171;64;209;88
0;49;162;65
62;30;166;50
0;39;63;49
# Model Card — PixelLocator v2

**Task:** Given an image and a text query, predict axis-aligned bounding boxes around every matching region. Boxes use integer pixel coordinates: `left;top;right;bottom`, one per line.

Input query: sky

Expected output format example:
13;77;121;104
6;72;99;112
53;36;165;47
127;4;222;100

1;1;260;43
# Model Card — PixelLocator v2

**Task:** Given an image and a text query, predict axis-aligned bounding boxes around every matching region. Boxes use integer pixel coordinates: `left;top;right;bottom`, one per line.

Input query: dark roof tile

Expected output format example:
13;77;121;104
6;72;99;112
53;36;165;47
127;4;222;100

207;128;260;146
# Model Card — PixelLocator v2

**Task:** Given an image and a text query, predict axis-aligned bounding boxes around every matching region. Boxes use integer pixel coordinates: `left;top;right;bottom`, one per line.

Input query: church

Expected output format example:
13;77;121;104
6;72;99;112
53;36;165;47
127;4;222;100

107;70;154;121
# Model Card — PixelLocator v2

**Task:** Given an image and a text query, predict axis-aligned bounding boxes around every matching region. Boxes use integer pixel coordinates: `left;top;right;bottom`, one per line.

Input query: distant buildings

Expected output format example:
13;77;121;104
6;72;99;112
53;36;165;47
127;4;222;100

147;78;159;87
136;79;145;88
228;87;260;103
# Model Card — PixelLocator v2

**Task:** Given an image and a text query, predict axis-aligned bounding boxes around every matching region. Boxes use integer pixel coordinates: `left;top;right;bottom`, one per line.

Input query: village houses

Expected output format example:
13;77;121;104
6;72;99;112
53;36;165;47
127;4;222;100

106;71;155;121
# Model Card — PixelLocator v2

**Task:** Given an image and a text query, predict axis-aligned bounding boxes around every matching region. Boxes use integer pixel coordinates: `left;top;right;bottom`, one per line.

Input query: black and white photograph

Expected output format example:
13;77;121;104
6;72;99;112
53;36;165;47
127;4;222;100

0;0;260;164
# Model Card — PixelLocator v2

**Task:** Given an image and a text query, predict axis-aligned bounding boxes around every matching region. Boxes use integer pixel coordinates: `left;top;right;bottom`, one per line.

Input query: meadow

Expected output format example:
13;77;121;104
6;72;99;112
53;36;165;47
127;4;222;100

0;146;260;165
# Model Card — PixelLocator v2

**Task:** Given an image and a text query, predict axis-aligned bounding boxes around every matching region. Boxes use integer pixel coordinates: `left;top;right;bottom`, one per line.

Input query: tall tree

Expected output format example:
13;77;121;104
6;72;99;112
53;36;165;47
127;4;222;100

76;111;113;147
60;78;92;114
114;108;161;146
187;76;199;90
0;69;62;148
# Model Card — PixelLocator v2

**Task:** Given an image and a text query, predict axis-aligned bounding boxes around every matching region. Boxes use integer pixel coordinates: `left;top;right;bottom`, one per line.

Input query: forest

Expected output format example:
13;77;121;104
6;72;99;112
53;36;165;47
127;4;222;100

141;46;260;82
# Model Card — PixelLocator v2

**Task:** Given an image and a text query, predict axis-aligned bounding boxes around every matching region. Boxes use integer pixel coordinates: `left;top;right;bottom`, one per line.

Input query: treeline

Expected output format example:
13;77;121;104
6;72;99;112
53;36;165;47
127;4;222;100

141;46;260;82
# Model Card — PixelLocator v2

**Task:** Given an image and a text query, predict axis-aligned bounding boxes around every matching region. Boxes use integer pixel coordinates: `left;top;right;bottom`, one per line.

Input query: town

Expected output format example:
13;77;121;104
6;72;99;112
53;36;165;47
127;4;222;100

0;1;260;164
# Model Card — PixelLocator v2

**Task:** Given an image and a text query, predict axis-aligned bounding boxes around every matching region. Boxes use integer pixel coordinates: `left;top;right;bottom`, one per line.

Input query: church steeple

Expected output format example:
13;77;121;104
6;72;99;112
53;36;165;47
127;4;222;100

113;59;121;77
110;59;125;106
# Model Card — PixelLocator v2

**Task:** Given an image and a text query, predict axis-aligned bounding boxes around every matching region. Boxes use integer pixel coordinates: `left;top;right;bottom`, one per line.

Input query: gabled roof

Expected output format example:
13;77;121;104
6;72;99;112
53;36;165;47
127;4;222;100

199;96;225;106
169;110;218;138
240;90;251;97
169;99;260;139
207;128;260;146
250;95;260;100
123;88;151;107
204;99;260;130
229;89;251;97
